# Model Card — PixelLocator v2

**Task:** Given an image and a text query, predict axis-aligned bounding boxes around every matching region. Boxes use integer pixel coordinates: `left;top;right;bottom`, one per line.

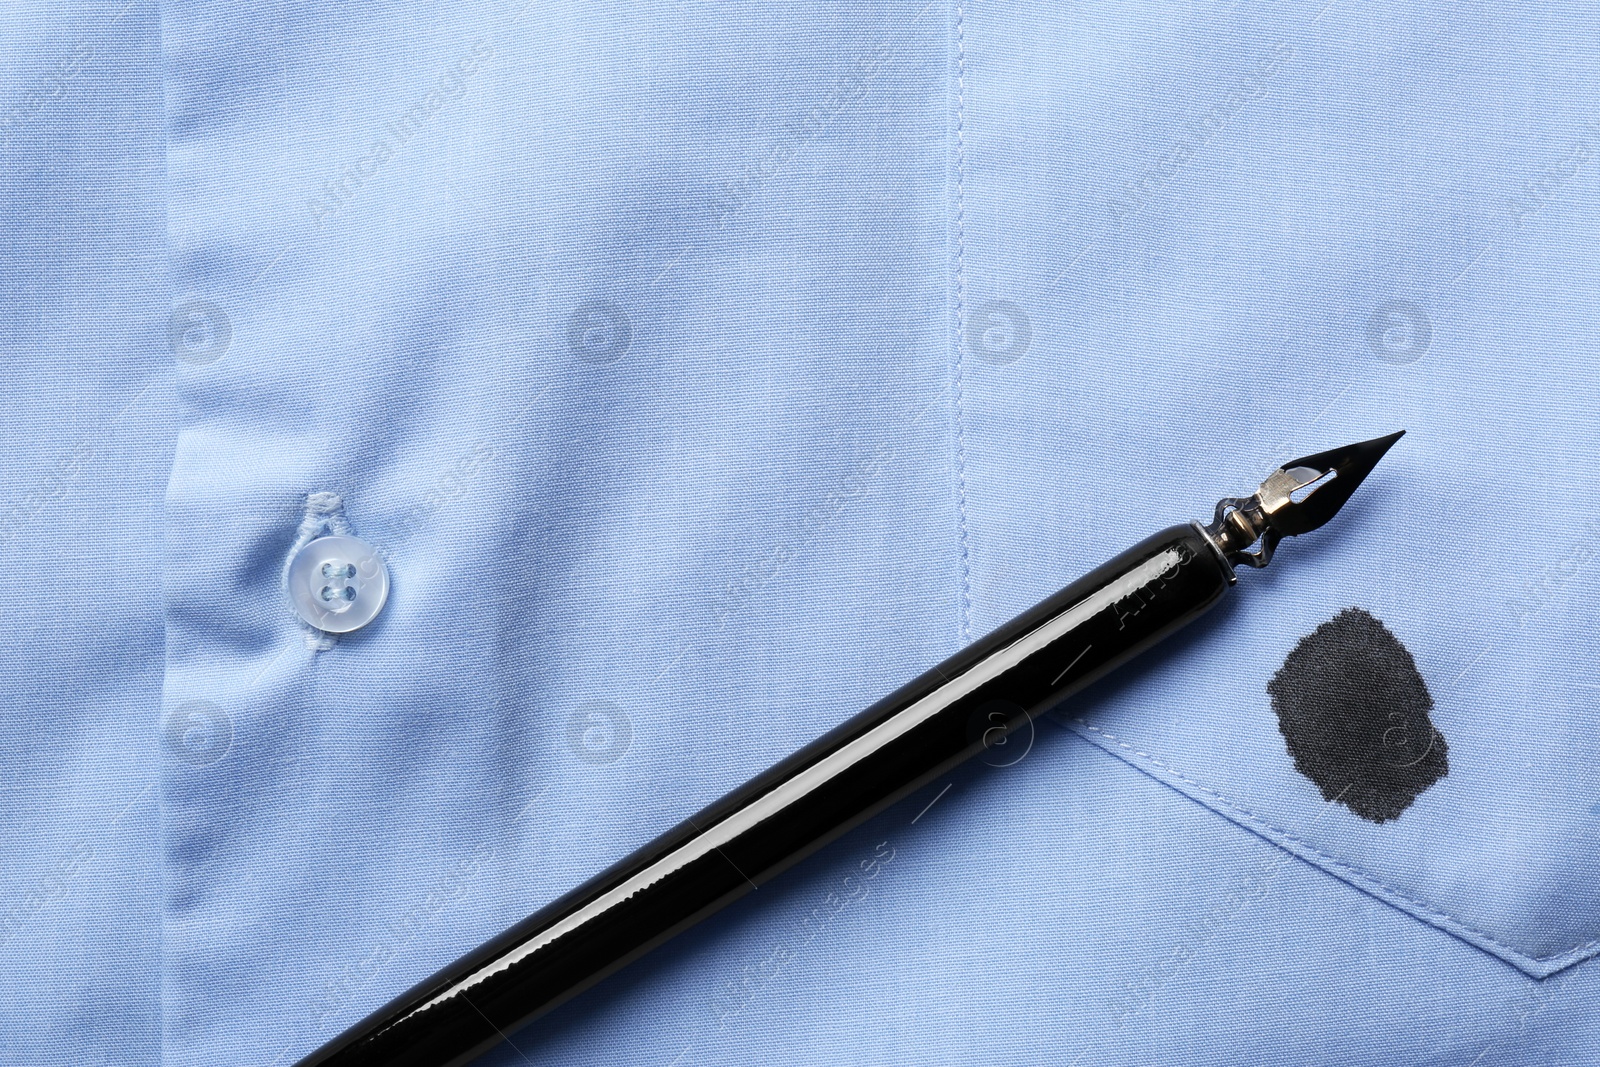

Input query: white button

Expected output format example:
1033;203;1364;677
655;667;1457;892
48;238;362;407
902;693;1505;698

286;535;390;633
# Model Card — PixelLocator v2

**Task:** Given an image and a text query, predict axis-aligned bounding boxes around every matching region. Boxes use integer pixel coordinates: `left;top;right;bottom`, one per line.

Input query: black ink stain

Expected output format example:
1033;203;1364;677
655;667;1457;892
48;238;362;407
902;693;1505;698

1267;607;1447;823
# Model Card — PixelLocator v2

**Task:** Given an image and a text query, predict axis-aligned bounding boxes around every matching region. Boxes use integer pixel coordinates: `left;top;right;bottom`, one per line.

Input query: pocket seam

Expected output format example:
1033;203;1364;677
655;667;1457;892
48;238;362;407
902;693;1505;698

1069;719;1600;978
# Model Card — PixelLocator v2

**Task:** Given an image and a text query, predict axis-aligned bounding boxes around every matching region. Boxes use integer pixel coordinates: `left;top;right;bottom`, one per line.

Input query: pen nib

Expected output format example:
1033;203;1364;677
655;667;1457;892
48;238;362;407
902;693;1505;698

1205;431;1405;569
1267;430;1406;537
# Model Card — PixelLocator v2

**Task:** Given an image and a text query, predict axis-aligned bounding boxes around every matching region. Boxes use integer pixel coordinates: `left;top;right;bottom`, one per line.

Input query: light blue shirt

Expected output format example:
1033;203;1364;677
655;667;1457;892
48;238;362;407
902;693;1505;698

2;2;1597;1064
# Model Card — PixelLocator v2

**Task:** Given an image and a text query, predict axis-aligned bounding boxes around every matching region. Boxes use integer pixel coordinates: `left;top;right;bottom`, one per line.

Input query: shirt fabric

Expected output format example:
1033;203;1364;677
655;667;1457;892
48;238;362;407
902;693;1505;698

2;2;1598;1065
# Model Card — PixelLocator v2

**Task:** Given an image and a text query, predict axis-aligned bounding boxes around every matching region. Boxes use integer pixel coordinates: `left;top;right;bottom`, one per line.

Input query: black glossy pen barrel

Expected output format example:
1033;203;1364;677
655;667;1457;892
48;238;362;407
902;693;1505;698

297;524;1233;1067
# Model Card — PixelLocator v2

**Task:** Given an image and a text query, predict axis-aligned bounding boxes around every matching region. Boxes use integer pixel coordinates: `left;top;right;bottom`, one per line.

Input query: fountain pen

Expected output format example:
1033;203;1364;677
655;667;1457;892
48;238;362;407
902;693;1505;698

297;431;1405;1067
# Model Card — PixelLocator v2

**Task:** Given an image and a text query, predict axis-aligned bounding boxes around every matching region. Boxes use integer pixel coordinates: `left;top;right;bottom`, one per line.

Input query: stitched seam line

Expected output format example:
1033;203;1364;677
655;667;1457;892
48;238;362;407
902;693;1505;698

951;0;973;646
1072;720;1600;969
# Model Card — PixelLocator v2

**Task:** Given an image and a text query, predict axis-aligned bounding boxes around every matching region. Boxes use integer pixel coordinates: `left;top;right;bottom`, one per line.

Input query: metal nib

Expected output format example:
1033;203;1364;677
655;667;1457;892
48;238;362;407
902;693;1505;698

1204;431;1405;569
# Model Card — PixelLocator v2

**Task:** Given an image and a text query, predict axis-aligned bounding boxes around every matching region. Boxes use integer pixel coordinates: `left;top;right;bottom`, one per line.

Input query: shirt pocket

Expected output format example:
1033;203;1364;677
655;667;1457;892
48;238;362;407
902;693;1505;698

1056;599;1600;978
